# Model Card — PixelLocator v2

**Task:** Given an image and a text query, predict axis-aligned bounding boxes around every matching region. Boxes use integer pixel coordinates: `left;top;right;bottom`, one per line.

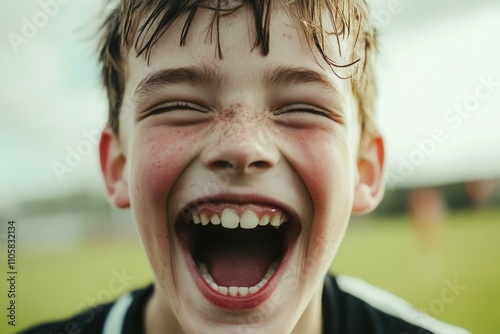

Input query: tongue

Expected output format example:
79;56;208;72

204;233;278;288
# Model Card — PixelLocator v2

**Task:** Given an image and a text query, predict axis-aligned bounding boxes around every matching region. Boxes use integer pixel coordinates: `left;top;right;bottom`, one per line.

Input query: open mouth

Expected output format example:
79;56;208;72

175;202;301;308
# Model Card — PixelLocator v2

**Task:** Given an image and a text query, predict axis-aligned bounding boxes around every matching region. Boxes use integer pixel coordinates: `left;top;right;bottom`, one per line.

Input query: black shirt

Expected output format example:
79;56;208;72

19;275;469;334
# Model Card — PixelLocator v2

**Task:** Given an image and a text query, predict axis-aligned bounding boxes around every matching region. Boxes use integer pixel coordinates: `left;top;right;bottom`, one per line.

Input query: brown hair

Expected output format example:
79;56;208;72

98;0;377;145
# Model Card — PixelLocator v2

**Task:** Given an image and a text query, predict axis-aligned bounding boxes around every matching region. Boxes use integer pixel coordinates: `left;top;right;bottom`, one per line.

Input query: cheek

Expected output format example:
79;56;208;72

284;128;354;211
283;129;355;273
127;128;203;259
126;128;204;286
130;129;200;205
302;135;353;224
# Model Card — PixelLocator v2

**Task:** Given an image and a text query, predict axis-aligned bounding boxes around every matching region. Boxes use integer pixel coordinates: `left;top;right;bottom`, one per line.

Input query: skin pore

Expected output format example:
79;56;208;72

99;3;384;334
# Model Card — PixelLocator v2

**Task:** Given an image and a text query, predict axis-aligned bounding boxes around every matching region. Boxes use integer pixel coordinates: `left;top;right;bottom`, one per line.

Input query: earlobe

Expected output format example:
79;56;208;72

352;136;385;215
99;127;130;208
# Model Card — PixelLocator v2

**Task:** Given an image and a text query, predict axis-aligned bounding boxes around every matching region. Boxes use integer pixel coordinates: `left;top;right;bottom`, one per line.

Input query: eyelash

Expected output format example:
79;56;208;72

273;106;329;118
141;102;330;121
146;101;205;116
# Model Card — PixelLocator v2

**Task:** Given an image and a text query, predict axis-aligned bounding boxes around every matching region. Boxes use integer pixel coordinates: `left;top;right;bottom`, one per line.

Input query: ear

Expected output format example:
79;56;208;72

352;135;385;215
99;127;130;208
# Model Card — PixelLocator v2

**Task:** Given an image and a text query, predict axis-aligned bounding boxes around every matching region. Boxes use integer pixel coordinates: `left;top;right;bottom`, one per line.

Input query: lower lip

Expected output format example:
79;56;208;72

179;237;298;309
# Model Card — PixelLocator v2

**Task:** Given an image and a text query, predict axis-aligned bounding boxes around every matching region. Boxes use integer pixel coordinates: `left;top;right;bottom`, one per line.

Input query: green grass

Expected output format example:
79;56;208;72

332;208;500;333
3;208;499;333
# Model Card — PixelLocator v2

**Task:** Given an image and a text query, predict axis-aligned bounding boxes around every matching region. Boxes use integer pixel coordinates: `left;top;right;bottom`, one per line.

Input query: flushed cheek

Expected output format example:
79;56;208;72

131;131;202;245
284;131;354;277
124;130;205;317
130;129;203;205
284;129;353;211
127;130;202;268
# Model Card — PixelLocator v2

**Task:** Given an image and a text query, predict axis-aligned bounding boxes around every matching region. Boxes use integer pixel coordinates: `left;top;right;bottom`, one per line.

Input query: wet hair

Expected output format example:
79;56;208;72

98;0;378;145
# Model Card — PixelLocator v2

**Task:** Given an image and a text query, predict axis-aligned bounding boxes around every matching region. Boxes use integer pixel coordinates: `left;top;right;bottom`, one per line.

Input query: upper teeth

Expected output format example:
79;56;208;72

191;209;289;229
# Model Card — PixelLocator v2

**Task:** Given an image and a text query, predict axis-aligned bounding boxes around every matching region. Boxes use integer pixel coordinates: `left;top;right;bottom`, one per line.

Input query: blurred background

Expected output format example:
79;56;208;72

1;0;499;333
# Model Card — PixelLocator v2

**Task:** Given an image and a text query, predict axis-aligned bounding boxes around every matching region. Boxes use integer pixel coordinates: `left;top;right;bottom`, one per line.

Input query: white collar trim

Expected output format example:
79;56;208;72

103;293;134;334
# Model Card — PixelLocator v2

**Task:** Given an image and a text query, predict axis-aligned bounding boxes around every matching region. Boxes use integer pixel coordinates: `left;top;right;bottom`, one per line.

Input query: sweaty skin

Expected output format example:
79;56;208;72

100;4;384;334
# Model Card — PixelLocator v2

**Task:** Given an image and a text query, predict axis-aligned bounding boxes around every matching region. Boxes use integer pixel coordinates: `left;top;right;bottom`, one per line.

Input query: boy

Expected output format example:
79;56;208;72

22;0;470;333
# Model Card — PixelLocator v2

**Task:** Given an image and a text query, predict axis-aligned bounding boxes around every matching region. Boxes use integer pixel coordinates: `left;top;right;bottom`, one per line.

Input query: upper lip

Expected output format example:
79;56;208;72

176;193;301;226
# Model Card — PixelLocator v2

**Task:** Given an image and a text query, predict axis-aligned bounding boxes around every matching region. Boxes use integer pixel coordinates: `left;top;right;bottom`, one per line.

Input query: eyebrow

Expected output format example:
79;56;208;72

134;65;224;106
265;65;341;94
134;65;342;107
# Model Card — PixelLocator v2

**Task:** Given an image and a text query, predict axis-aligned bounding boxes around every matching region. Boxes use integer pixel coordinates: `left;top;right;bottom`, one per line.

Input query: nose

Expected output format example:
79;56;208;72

202;126;279;176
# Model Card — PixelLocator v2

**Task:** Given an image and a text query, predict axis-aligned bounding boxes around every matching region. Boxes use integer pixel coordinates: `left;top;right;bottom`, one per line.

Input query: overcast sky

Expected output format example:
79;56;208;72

1;0;499;205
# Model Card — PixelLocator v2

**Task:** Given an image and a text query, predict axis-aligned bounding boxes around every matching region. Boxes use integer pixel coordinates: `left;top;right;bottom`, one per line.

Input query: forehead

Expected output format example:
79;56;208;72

118;4;362;150
127;5;353;85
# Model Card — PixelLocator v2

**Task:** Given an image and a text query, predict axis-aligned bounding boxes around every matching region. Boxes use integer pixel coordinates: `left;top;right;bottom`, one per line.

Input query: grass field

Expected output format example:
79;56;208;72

3;208;499;333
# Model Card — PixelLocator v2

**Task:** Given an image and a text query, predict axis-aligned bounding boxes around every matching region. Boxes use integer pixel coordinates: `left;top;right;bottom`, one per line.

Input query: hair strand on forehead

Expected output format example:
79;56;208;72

97;0;378;147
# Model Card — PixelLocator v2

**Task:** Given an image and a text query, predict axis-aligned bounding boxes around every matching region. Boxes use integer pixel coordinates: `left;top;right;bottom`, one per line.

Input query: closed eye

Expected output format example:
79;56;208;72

138;101;209;121
273;105;330;118
137;101;211;126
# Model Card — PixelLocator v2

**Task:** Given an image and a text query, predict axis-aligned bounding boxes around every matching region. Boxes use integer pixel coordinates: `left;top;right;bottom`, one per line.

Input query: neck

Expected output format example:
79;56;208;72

145;288;184;334
145;284;324;334
291;288;323;334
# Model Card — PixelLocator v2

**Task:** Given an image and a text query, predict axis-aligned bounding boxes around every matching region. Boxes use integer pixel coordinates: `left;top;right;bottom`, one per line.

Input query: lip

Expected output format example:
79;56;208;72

175;193;302;309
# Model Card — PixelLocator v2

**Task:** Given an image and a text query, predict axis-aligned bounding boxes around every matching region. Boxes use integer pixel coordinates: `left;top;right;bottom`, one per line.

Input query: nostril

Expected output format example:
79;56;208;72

250;161;272;169
212;160;234;169
209;159;271;172
202;140;279;175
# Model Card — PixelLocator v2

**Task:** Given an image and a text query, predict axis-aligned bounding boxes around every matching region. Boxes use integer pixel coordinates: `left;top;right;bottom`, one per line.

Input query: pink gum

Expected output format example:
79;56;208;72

192;203;284;220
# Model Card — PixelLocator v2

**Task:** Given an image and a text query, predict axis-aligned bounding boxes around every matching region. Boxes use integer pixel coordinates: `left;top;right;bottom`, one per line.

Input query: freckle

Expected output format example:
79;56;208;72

220;103;240;120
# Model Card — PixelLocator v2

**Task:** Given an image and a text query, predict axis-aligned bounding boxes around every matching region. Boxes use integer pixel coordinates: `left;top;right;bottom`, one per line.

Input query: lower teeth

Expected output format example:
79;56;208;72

198;261;279;297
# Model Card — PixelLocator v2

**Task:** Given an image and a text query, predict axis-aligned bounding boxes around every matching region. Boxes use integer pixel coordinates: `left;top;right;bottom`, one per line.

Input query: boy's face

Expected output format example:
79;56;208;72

101;4;383;333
